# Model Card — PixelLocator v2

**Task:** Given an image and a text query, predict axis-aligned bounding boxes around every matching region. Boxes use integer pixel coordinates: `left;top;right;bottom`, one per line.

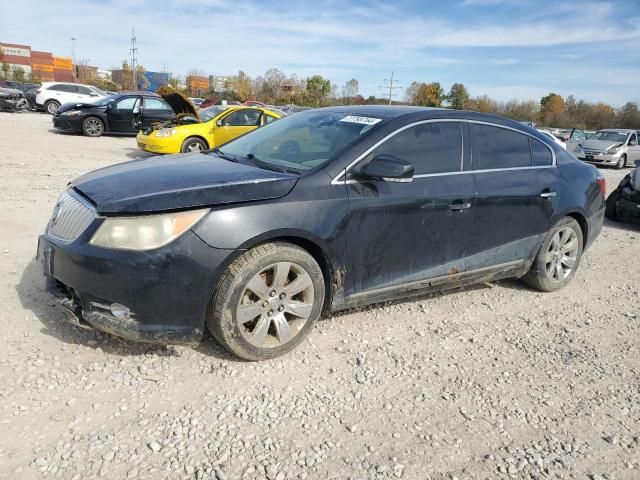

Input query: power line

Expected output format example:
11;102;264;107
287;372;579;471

379;70;402;105
130;28;137;90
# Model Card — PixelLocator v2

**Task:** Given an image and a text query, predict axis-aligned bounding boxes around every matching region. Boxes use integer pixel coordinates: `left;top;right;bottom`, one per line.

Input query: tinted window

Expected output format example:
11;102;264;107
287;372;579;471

530;138;553;166
77;86;93;95
50;84;75;93
472;124;532;169
115;97;138;110
143;98;170;110
223;109;262;126
370;122;462;175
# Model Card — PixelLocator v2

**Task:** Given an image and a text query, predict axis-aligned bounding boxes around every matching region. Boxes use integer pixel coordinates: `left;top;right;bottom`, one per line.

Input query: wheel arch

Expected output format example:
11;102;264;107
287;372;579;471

182;135;210;150
563;210;588;247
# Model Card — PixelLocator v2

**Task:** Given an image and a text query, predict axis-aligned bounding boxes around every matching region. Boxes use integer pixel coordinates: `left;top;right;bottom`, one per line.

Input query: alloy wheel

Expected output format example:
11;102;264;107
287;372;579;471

85;119;103;136
187;142;204;152
544;226;579;282
236;262;315;349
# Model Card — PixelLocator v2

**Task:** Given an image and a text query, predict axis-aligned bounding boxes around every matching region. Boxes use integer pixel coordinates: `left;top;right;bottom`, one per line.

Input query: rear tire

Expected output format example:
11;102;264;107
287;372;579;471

82;117;104;137
207;242;325;361
181;137;208;153
522;217;583;292
605;190;621;221
616;154;627;170
45;100;60;115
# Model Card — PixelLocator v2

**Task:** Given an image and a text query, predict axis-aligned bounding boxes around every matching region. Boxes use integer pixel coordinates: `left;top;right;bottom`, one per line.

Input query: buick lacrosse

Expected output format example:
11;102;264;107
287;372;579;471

38;106;605;360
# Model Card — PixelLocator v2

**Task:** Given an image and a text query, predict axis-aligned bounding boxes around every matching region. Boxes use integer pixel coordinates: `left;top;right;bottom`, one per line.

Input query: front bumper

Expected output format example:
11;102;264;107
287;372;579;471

37;225;235;345
577;153;620;165
136;133;178;154
53;114;82;132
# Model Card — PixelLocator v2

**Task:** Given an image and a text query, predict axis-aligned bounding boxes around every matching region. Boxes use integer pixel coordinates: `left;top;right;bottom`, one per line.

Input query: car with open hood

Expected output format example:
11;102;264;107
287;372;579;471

135;87;283;154
53;92;175;137
38;106;605;361
606;160;640;224
572;129;640;169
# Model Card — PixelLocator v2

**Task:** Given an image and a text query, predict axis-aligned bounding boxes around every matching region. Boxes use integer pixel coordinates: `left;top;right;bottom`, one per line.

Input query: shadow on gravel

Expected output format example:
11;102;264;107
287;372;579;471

124;148;155;160
16;258;237;360
602;218;640;233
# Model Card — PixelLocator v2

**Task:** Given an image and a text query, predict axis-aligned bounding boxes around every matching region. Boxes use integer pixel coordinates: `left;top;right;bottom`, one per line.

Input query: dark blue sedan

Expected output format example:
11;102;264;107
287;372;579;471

38;106;606;360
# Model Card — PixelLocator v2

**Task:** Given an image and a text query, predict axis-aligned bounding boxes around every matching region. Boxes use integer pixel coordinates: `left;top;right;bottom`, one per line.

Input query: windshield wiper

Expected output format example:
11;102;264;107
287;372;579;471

212;148;239;163
243;153;299;174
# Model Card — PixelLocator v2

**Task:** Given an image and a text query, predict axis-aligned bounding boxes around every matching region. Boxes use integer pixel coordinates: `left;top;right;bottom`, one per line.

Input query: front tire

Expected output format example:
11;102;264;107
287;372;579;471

616;154;627;170
522;217;583;292
45;100;60;115
82;117;104;137
208;242;325;361
605;190;621;221
181;137;208;153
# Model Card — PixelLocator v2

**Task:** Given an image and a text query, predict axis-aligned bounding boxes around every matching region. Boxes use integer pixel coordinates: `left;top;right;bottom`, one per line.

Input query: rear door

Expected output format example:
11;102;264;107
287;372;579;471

344;120;475;297
467;123;562;270
107;96;140;133
215;109;262;145
141;97;174;128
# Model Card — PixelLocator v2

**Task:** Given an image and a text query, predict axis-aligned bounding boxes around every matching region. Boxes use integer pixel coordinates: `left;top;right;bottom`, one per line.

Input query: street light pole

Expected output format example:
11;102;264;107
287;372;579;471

71;37;76;81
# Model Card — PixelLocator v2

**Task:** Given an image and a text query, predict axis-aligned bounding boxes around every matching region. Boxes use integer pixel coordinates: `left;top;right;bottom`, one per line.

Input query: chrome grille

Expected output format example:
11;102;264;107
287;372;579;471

48;190;95;241
583;150;601;155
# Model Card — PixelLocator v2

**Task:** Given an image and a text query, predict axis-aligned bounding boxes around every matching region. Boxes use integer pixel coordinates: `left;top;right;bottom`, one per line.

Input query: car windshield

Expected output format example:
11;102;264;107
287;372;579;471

91;94;119;106
200;106;228;122
592;131;628;143
215;110;383;171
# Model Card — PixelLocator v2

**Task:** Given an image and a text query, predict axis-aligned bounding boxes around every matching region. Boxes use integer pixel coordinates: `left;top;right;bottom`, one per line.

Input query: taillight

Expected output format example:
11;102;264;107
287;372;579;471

596;177;606;196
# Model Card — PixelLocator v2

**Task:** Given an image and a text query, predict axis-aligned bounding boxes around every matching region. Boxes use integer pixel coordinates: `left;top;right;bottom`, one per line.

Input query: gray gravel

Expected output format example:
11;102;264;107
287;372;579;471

0;112;639;479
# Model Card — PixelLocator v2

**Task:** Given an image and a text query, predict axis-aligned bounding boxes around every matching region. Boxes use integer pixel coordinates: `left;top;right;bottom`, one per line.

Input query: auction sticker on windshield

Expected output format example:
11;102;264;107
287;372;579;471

339;115;382;125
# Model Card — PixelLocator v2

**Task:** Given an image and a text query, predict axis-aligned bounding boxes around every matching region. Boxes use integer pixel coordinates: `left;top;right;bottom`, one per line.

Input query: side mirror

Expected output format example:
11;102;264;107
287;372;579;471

89;92;98;96
216;119;224;127
357;155;414;183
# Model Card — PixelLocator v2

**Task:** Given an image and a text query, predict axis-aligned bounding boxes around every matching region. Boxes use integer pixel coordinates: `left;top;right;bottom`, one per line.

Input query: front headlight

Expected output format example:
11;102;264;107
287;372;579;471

89;209;209;250
604;146;620;155
63;110;82;116
155;127;177;138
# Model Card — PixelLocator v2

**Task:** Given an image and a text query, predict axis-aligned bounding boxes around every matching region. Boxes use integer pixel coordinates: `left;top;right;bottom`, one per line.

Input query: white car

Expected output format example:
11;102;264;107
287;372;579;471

537;129;567;149
35;82;107;115
573;129;640;169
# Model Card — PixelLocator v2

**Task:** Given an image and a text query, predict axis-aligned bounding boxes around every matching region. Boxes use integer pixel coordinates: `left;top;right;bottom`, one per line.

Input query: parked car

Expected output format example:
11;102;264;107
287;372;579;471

0;81;40;109
38;107;605;360
189;97;205;107
136;87;282;154
35;82;107;114
52;92;175;137
537;129;566;149
0;86;29;112
605;160;640;224
572;129;640;169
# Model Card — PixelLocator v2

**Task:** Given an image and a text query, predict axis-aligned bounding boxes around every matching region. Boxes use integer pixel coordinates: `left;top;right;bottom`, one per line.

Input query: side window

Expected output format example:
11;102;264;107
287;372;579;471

530;138;553;166
77;86;93;95
115;97;138;110
54;84;75;93
143;98;170;110
628;133;637;145
223;109;262;126
369;122;463;175
571;129;586;140
472;124;532;169
263;114;279;125
48;84;63;91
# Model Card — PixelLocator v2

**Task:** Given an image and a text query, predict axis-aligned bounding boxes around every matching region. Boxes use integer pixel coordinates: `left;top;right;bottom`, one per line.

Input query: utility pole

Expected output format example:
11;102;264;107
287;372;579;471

379;71;402;105
71;37;76;81
130;28;137;90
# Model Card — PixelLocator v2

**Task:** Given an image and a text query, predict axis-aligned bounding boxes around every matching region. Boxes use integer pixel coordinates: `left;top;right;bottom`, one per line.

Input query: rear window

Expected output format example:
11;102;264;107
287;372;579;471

472;124;531;170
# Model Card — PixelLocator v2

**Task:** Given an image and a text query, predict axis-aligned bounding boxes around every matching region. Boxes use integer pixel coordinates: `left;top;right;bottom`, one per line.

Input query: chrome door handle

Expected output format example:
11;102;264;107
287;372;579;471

449;202;472;211
540;191;557;198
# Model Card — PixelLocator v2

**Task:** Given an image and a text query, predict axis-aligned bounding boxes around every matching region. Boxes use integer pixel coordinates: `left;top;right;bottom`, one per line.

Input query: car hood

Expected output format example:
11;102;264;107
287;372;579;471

56;102;105;114
71;153;298;214
580;139;623;151
157;86;200;121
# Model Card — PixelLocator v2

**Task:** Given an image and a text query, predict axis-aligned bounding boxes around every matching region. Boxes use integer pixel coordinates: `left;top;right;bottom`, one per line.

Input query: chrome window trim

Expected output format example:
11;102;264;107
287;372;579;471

331;118;556;185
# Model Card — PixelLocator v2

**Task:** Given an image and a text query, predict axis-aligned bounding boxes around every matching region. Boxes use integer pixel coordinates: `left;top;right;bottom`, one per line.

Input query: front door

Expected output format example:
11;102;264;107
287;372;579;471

467;123;562;270
626;132;640;165
214;109;262;146
108;96;140;133
344;121;475;297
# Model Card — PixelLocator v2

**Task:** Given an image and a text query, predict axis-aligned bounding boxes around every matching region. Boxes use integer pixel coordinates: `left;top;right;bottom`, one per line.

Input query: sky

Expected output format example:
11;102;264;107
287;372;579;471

2;0;640;105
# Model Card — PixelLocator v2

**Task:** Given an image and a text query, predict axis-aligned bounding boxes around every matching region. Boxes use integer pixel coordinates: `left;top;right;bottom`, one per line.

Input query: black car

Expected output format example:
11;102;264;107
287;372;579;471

53;92;175;137
606;160;640;224
38;106;606;360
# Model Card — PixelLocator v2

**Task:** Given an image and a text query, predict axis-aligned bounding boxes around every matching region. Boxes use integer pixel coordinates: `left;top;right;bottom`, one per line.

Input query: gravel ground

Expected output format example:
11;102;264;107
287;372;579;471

0;111;639;480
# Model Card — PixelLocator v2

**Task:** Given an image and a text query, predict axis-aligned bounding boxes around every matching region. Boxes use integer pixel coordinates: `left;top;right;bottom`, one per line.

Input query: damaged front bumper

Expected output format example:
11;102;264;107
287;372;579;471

37;229;234;345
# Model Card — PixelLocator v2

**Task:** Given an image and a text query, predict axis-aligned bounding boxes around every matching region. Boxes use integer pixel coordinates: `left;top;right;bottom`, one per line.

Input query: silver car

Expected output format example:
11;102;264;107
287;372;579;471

571;129;640;169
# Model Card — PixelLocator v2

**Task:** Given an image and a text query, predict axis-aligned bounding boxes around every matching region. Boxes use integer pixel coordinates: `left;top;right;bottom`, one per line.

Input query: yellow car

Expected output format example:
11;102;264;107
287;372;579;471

136;87;282;154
